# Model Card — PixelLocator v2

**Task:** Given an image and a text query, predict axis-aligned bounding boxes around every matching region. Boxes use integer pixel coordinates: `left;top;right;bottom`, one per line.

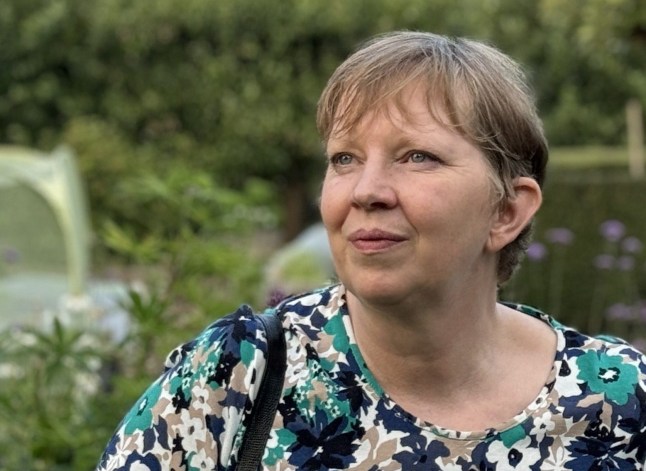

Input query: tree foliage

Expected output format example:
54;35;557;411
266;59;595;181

2;0;642;240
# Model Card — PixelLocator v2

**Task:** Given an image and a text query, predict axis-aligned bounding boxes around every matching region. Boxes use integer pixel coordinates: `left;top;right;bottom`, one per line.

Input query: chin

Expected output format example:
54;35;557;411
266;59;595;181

342;275;413;307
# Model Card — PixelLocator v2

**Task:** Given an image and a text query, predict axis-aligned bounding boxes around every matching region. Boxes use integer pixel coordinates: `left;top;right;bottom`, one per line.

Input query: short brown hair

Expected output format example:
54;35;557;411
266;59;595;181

317;31;548;283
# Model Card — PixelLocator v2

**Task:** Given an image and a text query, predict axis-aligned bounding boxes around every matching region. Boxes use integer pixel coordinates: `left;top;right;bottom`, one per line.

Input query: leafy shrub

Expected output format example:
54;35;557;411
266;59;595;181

0;319;107;470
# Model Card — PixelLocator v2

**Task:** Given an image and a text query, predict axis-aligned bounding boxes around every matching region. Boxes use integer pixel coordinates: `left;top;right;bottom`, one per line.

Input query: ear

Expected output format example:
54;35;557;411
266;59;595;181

487;177;542;252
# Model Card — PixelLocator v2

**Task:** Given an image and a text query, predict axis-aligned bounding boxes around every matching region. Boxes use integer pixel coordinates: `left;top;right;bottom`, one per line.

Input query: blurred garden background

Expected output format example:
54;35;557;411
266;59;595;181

0;0;645;468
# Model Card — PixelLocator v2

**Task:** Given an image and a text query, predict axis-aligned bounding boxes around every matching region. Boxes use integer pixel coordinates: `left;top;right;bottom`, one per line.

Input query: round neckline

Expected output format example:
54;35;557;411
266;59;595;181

334;285;565;441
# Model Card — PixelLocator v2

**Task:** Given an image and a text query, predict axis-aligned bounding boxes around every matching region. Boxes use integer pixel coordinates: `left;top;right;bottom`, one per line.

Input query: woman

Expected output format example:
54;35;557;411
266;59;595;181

97;32;646;470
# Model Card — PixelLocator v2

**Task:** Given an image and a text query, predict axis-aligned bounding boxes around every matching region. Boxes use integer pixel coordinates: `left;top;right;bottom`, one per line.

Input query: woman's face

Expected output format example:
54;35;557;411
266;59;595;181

320;85;502;307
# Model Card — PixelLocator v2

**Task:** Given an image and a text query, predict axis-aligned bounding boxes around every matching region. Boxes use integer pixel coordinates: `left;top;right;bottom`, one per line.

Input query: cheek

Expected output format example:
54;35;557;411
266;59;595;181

319;178;342;227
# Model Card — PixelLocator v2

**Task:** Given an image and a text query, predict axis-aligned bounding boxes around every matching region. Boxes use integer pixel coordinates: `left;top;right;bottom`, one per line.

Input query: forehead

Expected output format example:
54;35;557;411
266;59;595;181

328;82;458;143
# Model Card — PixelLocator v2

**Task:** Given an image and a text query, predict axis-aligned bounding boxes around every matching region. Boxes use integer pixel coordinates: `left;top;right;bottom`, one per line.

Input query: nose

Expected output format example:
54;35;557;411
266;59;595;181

351;163;397;210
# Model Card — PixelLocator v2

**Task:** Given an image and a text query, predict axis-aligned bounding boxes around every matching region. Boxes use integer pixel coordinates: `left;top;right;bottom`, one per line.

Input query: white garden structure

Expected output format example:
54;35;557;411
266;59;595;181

0;145;127;336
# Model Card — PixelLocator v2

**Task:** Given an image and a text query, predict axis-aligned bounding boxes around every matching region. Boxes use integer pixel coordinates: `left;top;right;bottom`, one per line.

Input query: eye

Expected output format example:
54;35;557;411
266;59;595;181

329;153;354;166
410;152;428;163
405;151;441;164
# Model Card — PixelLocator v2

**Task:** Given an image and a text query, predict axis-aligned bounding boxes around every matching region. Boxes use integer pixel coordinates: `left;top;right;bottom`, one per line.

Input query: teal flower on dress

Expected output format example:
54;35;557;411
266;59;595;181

124;382;163;434
576;350;638;405
265;428;297;465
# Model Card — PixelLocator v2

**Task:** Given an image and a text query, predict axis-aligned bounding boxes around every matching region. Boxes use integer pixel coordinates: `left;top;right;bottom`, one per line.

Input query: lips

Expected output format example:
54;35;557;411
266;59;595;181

348;229;407;252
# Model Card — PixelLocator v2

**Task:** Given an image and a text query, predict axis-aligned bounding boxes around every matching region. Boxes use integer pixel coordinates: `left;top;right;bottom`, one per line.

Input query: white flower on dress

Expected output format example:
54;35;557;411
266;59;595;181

529;410;557;442
191;379;214;415
106;433;144;469
174;408;207;452
486;437;541;469
297;292;323;307
219;405;243;465
128;459;157;471
557;359;582;398
189;448;216;470
541;446;569;470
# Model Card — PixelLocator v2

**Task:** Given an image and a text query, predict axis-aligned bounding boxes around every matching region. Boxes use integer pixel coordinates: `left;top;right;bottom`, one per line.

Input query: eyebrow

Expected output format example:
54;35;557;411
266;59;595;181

327;131;445;155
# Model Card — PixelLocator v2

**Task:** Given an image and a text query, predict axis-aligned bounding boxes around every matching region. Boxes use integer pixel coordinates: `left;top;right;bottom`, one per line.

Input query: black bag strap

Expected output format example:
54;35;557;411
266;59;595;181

237;312;287;470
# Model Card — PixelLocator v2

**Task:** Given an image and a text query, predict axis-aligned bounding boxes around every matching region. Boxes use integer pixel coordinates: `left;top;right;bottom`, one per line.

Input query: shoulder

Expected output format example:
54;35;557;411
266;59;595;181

96;305;271;470
165;284;342;383
505;301;646;400
558;324;646;403
547;313;646;378
505;301;644;359
270;284;345;339
271;284;341;312
550;326;646;460
97;286;343;470
163;304;268;377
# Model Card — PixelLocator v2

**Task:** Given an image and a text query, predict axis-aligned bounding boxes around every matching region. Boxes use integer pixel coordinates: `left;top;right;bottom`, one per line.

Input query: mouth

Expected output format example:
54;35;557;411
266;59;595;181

348;229;407;252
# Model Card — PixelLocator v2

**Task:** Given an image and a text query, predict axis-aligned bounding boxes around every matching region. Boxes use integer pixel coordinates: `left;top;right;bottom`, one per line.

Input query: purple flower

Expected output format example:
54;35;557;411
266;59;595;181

617;255;635;271
599;219;626;242
594;254;615;270
621;236;643;254
545;228;574;246
526;242;547;261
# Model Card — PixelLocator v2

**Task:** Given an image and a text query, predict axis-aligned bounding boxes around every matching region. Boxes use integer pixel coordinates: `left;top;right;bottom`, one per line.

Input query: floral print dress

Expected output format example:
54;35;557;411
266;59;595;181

97;284;646;470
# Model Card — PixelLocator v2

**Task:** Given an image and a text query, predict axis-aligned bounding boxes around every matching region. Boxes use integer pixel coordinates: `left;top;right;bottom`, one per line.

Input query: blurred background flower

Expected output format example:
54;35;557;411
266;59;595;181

526;242;548;262
621;236;643;254
545;227;575;245
600;219;626;242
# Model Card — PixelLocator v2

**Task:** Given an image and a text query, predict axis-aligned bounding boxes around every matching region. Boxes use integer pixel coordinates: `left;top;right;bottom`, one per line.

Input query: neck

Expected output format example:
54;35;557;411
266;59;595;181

342;282;558;431
345;283;503;397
